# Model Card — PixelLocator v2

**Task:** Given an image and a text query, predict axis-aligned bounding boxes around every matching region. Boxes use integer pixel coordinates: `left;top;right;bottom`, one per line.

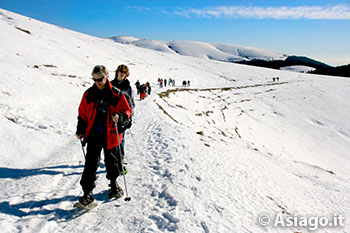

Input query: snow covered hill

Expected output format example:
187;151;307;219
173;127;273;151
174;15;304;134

280;65;316;73
1;8;350;233
111;36;287;62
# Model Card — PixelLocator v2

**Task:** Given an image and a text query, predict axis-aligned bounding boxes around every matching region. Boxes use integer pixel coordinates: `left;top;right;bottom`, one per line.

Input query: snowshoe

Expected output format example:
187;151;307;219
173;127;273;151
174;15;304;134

73;201;97;210
73;191;97;209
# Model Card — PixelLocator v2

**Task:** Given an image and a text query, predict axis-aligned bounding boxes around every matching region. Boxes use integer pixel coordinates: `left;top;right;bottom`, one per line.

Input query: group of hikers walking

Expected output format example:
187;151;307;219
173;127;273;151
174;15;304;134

134;80;151;100
75;65;195;207
158;77;191;88
182;80;191;87
157;77;176;87
75;64;134;206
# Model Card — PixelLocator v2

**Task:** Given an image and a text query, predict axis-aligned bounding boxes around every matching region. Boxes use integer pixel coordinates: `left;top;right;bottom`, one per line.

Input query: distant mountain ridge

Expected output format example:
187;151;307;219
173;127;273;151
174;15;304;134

237;56;350;77
236;55;331;70
111;36;349;77
110;36;288;62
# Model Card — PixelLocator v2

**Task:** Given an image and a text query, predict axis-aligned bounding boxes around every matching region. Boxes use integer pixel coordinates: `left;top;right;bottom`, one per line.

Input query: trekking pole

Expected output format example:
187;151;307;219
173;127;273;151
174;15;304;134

128;128;144;156
116;127;131;202
80;138;86;158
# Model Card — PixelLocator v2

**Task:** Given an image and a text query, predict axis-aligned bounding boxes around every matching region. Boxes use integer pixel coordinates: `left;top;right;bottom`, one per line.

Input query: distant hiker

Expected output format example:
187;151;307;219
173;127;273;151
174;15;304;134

157;77;161;86
164;79;167;87
169;78;173;86
135;80;140;94
172;79;176;87
111;64;135;169
187;80;191;87
159;78;163;88
146;82;151;95
273;77;276;82
276;77;279;81
182;80;187;87
75;65;132;206
139;84;147;100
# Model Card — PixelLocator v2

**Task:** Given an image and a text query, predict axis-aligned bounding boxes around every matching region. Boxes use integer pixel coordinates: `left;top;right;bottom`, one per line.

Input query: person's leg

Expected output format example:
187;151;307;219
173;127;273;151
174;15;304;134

104;147;124;198
80;138;102;194
104;146;120;181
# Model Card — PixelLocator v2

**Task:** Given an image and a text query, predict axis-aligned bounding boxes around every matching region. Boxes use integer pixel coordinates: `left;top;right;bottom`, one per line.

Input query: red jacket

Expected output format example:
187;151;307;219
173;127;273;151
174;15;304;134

77;80;131;150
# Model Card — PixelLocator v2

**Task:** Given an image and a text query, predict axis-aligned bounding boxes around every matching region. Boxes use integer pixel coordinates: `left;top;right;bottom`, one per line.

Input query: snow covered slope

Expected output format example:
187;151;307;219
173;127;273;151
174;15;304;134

280;65;316;73
111;36;287;62
1;8;349;233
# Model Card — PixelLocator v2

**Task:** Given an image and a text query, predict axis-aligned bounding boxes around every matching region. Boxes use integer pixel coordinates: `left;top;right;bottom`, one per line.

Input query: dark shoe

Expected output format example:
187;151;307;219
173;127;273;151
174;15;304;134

79;191;94;206
108;181;124;199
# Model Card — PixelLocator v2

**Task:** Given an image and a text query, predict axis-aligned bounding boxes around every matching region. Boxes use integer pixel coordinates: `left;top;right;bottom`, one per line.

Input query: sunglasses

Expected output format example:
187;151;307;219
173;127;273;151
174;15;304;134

92;76;105;82
119;71;127;74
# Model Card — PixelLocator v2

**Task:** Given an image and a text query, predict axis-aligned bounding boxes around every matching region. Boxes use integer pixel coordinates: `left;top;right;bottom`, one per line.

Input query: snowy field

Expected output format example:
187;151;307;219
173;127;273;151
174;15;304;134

0;8;349;233
280;65;316;73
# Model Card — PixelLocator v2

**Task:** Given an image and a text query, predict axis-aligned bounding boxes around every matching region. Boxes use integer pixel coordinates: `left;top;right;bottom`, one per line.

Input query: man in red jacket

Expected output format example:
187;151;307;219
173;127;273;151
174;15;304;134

76;65;131;206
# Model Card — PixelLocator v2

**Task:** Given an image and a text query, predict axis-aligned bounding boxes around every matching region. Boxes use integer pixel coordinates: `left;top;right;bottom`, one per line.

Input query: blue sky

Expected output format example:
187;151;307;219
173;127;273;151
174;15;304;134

1;0;350;66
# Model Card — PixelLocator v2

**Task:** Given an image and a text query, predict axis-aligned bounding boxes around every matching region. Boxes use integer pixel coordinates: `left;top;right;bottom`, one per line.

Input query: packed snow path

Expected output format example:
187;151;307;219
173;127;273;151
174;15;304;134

1;79;349;233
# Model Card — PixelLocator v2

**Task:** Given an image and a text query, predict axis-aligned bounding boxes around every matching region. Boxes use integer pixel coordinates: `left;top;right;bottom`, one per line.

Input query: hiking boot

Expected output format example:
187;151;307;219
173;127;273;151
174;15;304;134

108;181;124;199
79;191;94;206
108;186;124;199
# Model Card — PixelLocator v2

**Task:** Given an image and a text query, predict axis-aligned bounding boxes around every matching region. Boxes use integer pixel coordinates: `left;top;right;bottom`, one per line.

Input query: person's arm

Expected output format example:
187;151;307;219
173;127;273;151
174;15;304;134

76;93;88;139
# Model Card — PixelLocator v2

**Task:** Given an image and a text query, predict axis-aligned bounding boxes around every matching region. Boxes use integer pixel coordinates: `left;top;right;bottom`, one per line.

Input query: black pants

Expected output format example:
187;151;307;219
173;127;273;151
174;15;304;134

80;135;121;193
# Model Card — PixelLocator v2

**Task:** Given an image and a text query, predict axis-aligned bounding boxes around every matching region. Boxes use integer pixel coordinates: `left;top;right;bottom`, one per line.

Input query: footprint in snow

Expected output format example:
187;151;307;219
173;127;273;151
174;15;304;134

310;118;325;127
149;213;179;231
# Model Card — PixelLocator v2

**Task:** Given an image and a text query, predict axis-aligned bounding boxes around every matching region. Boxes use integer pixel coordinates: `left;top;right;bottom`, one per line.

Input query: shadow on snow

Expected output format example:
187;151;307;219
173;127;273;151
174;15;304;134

0;164;113;221
0;163;109;179
0;189;117;222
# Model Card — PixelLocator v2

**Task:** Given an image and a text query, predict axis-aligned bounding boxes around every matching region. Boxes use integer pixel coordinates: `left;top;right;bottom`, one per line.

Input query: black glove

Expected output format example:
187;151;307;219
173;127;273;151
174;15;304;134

116;112;132;132
76;116;87;136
